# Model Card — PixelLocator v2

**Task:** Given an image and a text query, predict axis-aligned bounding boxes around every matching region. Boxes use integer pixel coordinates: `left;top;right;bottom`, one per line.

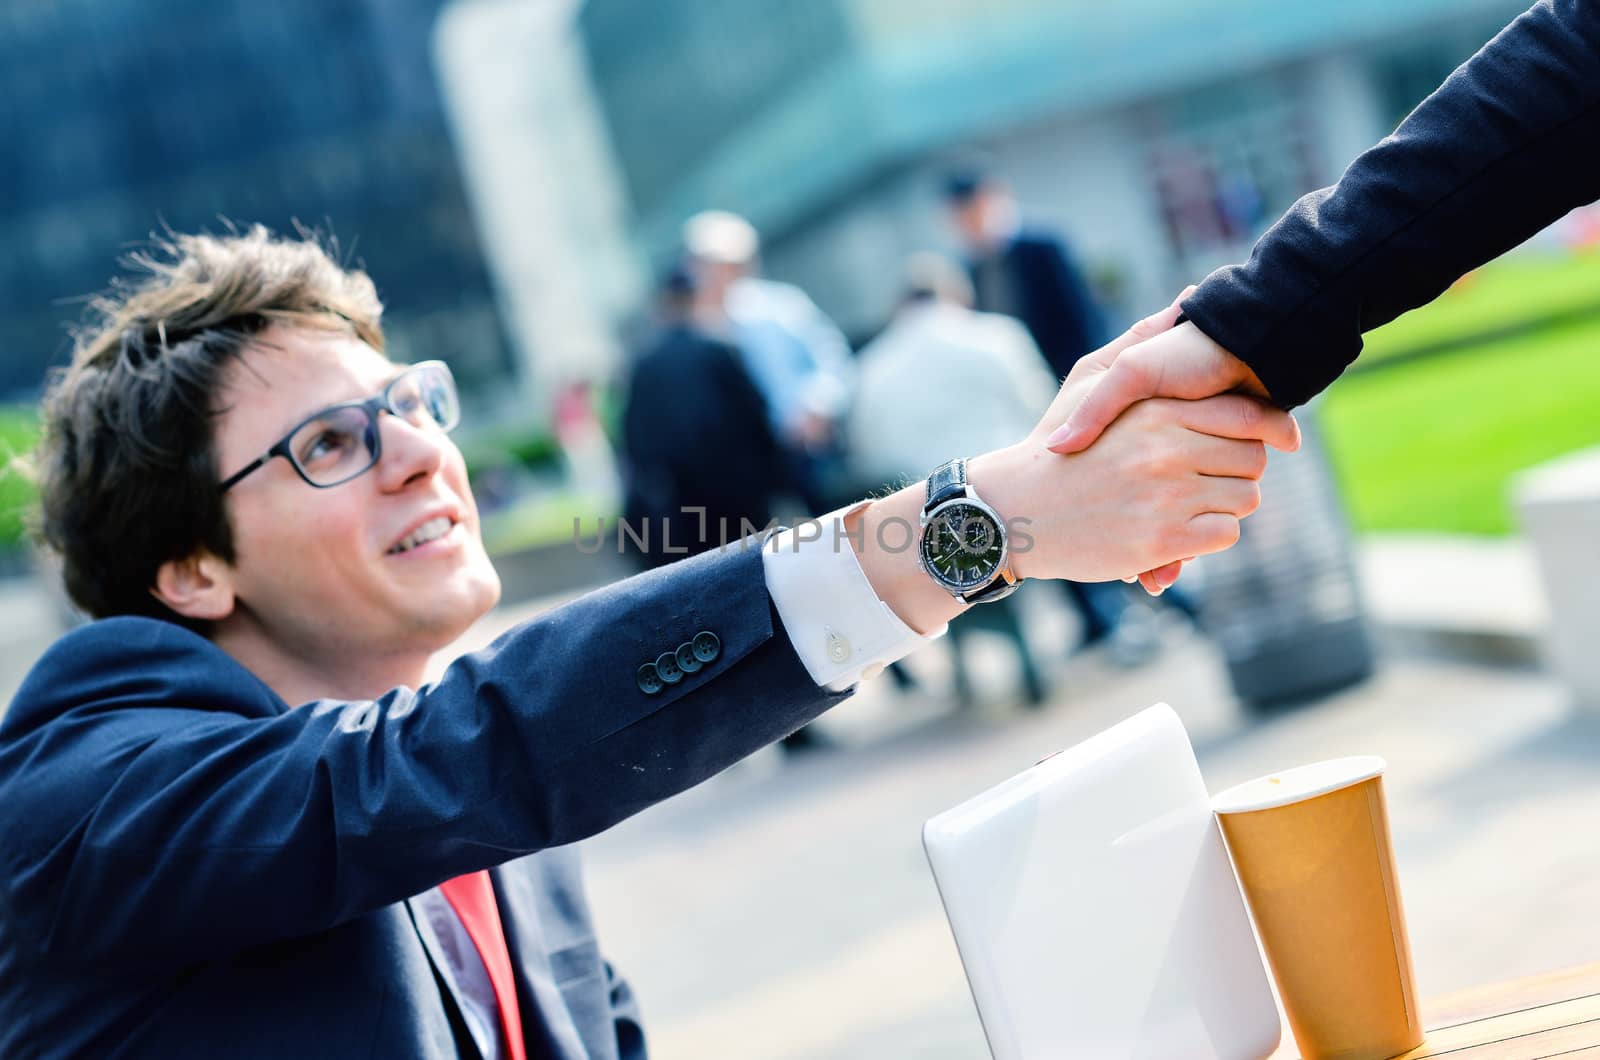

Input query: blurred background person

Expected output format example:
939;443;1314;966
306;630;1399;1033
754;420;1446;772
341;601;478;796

848;252;1054;496
847;252;1057;707
683;209;854;514
943;164;1108;382
621;264;786;570
620;262;839;757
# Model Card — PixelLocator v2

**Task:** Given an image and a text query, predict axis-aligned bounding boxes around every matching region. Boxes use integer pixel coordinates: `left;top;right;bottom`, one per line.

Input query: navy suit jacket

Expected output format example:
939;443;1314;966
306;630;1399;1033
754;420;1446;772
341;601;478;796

0;545;849;1058
1183;0;1600;407
970;229;1108;380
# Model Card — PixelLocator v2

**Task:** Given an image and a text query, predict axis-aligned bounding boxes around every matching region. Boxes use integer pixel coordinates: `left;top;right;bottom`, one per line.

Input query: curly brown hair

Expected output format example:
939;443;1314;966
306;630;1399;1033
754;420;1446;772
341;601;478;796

32;225;386;626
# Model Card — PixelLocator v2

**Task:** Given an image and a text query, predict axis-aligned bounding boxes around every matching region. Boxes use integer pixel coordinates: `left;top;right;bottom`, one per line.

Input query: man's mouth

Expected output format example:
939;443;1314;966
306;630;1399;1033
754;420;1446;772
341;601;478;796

388;516;455;554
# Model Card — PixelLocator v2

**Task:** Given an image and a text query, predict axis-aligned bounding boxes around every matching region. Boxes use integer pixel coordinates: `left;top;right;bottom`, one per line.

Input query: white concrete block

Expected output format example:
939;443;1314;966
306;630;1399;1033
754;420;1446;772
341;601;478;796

1514;446;1600;711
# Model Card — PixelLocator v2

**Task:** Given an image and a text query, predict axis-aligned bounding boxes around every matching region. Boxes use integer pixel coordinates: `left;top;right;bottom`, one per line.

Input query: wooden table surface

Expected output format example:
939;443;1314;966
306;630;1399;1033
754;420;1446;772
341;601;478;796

1270;962;1600;1058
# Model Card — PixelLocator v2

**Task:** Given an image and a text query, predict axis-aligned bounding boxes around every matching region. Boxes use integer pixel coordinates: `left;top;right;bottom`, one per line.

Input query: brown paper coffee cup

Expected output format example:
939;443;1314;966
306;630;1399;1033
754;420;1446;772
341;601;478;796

1213;757;1422;1060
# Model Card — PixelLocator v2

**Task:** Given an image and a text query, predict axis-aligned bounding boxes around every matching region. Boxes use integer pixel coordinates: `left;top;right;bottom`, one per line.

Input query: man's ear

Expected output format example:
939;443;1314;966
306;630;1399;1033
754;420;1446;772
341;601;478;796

151;551;237;622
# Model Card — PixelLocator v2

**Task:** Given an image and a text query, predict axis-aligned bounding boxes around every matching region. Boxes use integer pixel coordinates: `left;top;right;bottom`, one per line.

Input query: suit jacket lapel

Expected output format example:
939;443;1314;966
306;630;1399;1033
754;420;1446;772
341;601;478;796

491;866;589;1060
404;894;479;1054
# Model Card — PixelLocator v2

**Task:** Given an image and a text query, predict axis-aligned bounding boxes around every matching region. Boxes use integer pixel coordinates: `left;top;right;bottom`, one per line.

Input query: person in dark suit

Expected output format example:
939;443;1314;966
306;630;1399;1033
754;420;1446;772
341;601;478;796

622;266;787;569
1045;0;1598;594
0;226;1296;1058
944;168;1109;382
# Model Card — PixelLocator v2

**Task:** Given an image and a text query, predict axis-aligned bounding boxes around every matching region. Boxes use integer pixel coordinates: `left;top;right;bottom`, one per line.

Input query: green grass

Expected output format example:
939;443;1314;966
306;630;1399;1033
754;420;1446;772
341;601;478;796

457;426;561;481
1359;251;1600;364
480;491;617;555
0;408;40;553
1322;314;1600;535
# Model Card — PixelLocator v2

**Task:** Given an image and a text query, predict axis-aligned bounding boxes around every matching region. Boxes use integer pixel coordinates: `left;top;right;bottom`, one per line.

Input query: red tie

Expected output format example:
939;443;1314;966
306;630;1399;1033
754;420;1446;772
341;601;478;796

439;871;528;1060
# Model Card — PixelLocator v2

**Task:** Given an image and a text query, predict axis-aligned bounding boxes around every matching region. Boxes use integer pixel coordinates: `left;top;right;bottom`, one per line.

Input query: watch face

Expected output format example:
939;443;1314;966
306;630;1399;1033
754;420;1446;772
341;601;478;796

921;501;1006;591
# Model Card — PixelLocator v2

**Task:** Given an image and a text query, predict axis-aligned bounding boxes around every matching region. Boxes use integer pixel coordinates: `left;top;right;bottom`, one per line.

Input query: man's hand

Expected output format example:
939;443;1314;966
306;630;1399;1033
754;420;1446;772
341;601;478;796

959;296;1296;582
971;392;1290;585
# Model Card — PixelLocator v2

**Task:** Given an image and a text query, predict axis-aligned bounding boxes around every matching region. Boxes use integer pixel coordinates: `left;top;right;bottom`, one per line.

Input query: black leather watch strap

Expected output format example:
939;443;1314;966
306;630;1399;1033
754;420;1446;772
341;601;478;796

925;458;968;511
963;568;1022;605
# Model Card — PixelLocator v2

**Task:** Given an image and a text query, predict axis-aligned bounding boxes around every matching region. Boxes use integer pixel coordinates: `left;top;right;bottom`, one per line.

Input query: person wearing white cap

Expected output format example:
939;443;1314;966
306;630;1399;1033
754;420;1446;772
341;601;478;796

682;209;854;512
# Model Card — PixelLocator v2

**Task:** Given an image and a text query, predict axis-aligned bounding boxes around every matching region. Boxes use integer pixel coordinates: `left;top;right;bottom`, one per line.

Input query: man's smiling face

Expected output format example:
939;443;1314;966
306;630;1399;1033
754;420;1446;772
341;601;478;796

208;324;500;672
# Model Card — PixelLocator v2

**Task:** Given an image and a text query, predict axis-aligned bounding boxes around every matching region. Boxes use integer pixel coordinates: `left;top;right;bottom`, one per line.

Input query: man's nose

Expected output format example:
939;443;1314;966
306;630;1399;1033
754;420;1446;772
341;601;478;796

374;412;447;490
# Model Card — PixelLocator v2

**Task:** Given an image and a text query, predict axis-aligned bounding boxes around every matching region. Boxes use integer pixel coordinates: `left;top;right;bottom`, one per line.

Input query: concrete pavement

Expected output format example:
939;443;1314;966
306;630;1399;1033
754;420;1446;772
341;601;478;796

0;574;62;707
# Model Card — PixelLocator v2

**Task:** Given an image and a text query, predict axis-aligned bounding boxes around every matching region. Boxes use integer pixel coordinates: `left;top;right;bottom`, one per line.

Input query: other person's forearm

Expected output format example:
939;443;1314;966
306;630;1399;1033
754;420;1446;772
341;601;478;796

1184;0;1600;407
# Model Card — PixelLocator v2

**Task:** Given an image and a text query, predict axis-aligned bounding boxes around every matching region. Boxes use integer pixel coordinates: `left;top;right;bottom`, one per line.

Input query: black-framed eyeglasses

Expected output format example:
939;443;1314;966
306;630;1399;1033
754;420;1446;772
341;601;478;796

218;361;460;492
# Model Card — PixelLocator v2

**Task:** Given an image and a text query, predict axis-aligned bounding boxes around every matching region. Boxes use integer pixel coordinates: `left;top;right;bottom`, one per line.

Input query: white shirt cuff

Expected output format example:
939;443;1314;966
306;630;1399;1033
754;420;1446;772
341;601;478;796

761;501;947;692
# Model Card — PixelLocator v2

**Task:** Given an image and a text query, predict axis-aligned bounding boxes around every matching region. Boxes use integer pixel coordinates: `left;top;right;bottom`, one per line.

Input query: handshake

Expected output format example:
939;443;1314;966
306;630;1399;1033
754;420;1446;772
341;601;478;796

1010;287;1295;594
847;290;1299;633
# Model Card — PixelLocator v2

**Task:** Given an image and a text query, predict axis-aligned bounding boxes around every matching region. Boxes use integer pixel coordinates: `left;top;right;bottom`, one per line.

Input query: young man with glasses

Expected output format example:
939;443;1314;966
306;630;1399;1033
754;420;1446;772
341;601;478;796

0;227;1296;1058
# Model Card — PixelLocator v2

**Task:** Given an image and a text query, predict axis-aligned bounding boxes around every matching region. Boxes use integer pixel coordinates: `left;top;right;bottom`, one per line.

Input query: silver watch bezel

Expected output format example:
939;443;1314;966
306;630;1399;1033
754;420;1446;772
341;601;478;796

917;493;1011;595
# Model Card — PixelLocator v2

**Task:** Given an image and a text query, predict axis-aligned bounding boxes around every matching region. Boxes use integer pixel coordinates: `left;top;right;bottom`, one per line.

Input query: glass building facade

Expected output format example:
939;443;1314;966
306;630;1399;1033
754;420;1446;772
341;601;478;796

579;1;855;223
0;0;510;400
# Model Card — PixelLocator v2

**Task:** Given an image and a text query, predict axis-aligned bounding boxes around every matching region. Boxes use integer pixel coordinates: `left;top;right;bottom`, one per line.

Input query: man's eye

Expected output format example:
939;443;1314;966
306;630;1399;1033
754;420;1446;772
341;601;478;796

299;428;357;466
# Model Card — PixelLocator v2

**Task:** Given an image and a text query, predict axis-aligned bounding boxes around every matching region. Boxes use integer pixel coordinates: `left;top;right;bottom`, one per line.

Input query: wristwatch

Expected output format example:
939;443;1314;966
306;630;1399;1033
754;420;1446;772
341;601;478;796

918;458;1022;605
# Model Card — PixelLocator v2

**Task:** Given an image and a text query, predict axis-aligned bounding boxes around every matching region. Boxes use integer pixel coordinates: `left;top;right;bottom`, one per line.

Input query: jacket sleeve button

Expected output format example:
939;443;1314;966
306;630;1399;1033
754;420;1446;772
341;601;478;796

636;663;665;695
675;641;703;673
692;630;721;663
655;651;685;684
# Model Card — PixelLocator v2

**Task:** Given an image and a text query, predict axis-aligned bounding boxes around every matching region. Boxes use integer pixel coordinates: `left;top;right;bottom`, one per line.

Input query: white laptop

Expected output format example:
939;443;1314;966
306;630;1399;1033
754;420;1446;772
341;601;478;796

922;704;1280;1060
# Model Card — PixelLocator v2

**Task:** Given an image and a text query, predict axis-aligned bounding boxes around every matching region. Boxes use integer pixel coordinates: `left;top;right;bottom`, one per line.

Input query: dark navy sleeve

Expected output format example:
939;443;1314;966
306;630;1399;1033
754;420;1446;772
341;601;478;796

0;544;847;971
1181;0;1600;408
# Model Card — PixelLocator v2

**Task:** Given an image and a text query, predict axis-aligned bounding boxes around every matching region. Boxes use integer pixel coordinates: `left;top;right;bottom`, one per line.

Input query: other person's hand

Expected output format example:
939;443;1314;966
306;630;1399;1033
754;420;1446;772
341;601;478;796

1041;317;1288;456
